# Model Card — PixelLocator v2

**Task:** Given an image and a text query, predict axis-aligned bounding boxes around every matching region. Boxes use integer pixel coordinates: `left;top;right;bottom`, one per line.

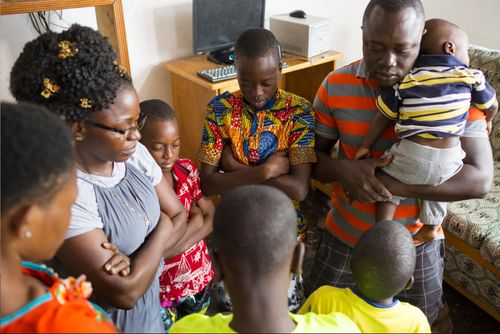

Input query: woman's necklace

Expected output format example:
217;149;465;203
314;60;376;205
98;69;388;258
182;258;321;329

76;162;150;227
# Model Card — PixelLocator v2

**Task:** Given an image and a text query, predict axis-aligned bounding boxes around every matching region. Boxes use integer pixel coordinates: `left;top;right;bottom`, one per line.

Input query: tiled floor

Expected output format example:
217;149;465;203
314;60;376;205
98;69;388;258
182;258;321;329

301;189;498;334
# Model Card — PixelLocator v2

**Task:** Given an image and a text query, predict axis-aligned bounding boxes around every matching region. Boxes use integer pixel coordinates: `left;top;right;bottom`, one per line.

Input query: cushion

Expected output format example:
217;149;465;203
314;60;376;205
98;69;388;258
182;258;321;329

468;45;500;160
480;232;500;269
445;244;500;312
443;162;500;264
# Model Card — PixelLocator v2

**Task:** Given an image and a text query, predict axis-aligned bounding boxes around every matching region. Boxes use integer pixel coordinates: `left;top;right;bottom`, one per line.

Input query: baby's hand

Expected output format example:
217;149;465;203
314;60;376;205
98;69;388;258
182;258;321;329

354;146;371;160
486;120;493;135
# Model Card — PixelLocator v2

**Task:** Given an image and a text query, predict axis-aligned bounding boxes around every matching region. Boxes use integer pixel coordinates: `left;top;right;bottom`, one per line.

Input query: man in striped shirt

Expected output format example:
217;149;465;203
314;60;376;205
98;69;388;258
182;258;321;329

354;18;498;241
305;0;494;330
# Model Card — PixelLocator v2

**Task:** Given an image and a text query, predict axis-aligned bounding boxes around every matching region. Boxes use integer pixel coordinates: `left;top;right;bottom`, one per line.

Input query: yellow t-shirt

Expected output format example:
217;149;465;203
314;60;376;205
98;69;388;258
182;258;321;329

298;286;431;333
170;311;360;333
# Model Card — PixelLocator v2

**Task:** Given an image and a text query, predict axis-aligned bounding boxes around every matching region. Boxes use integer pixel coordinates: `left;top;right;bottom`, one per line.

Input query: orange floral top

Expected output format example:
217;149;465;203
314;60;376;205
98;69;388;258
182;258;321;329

0;261;117;333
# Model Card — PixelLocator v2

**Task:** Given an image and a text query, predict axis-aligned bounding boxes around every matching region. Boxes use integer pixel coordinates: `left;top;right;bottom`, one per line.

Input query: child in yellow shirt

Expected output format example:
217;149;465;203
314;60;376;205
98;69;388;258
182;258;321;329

299;220;431;333
170;185;360;333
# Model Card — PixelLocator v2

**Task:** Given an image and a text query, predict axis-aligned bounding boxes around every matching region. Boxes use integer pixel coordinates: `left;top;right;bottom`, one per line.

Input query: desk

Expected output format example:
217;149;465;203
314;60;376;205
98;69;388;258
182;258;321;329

163;50;343;159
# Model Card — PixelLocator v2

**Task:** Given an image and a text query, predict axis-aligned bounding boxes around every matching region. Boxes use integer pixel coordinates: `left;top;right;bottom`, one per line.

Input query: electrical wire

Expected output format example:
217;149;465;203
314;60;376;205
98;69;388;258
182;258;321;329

28;10;70;35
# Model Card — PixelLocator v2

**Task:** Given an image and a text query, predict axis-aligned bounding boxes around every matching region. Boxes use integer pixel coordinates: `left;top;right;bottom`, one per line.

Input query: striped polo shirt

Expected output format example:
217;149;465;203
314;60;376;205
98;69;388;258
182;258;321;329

377;55;497;139
314;60;488;247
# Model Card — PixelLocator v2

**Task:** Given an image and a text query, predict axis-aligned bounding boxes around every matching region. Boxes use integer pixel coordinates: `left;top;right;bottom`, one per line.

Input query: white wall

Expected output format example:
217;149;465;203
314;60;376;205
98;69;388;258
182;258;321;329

124;0;369;105
0;8;98;103
422;0;500;50
1;0;499;105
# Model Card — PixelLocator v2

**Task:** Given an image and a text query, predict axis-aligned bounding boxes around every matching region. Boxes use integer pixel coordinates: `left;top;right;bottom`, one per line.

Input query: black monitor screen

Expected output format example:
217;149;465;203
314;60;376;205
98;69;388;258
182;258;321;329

193;0;265;54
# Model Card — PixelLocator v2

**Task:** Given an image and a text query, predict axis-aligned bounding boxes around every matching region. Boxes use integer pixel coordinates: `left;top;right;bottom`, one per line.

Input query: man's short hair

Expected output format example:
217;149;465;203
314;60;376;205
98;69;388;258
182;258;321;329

363;0;425;25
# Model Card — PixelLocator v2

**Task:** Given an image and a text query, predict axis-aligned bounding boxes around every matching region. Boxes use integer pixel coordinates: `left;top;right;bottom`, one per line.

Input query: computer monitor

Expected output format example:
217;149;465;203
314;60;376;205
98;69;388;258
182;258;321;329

192;0;265;65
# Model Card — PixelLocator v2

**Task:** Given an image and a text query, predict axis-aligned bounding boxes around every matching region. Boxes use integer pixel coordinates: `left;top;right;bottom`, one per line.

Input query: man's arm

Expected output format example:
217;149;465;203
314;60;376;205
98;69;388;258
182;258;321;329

378;135;493;201
312;134;393;203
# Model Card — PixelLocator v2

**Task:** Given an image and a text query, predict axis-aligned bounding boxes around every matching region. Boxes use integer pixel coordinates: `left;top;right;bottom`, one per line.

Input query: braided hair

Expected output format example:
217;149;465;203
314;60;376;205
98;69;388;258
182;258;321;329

10;24;132;122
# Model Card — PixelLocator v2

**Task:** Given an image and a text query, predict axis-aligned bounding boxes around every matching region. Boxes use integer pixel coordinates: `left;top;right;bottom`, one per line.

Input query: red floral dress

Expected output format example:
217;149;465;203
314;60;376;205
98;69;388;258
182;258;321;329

159;158;214;303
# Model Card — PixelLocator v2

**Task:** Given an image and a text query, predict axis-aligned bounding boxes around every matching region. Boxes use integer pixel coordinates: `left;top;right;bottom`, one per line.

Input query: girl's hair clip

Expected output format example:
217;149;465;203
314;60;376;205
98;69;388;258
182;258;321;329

41;78;60;99
113;60;128;77
80;97;92;109
58;40;79;59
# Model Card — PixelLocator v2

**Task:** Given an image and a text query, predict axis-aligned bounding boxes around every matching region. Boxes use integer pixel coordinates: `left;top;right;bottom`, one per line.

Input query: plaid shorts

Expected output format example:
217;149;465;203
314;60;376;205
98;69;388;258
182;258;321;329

304;229;444;324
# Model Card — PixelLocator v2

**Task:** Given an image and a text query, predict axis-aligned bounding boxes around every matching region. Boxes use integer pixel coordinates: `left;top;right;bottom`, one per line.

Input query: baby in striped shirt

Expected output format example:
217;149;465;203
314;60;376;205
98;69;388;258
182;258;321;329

355;18;498;242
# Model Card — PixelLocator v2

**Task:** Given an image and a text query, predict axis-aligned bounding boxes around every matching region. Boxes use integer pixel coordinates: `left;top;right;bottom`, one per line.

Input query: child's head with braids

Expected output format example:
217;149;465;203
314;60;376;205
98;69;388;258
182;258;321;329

10;24;144;164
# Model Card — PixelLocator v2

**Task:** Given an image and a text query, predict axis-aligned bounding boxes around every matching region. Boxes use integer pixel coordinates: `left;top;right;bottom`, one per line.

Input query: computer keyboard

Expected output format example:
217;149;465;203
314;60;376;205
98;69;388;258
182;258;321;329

197;62;288;83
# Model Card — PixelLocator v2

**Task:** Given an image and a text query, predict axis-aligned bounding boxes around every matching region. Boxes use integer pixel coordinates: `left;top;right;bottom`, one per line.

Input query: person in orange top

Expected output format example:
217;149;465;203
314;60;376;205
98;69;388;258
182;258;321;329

1;102;117;333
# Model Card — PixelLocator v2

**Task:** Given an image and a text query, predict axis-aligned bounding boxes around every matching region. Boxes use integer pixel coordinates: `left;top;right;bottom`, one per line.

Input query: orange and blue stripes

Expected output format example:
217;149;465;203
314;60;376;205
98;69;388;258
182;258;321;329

314;60;485;247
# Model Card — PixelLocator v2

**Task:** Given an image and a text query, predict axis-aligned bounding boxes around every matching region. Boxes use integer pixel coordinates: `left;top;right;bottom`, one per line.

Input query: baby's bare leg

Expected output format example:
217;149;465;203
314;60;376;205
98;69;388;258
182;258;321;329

376;201;397;222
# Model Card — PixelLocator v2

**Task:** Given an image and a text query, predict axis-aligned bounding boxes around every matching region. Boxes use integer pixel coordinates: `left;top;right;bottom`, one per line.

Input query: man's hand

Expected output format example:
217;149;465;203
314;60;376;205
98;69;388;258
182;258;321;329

339;156;393;203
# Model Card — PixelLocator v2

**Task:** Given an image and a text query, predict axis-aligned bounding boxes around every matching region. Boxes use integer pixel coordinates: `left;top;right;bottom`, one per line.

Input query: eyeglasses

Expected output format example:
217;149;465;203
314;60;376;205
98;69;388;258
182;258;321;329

85;113;147;138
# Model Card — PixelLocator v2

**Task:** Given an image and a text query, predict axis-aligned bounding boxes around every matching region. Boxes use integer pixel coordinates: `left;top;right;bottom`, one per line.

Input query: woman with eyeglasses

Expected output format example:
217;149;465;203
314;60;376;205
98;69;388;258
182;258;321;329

10;24;187;333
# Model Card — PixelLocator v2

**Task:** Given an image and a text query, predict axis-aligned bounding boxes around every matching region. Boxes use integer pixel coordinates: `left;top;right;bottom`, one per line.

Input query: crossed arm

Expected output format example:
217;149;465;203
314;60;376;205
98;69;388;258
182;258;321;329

200;146;312;202
56;175;186;309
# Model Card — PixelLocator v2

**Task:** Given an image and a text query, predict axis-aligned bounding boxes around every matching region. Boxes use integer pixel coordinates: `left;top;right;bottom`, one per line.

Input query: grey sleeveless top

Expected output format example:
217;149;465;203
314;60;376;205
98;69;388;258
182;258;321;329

93;163;163;333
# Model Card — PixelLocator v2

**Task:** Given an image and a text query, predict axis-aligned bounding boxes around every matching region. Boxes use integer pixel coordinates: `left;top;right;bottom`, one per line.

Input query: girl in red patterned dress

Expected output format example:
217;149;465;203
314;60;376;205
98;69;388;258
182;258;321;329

139;99;215;330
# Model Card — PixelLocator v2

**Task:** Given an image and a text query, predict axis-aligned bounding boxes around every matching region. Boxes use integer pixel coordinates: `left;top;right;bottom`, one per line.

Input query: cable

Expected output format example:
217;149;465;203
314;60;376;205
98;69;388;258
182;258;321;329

28;10;70;35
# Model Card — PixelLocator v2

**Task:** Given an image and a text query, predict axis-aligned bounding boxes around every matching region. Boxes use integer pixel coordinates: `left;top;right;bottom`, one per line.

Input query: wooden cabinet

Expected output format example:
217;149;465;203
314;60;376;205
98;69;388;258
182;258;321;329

163;50;343;160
